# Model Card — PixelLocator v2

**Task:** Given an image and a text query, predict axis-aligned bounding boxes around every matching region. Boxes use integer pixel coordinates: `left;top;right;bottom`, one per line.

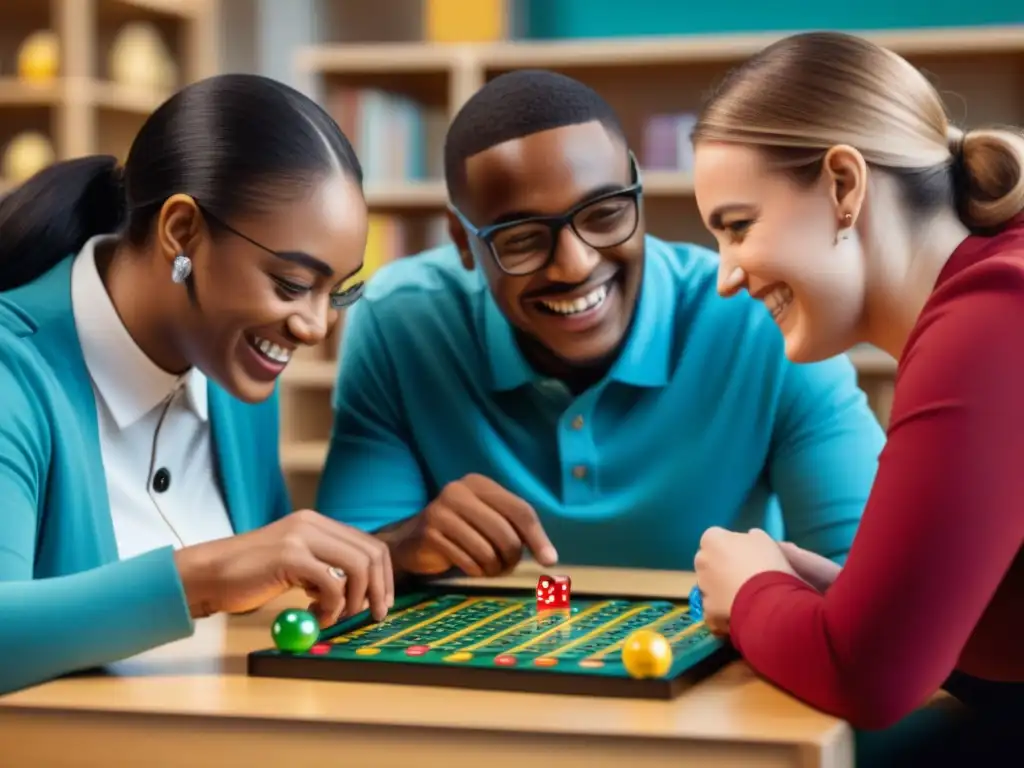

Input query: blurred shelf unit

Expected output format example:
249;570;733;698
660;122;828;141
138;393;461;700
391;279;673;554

0;0;219;193
279;24;1020;500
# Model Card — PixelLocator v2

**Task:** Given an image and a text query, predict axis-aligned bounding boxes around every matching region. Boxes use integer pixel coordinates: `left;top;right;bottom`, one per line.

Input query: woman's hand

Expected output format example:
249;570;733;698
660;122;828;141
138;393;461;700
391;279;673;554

778;541;843;593
173;509;395;627
694;527;797;636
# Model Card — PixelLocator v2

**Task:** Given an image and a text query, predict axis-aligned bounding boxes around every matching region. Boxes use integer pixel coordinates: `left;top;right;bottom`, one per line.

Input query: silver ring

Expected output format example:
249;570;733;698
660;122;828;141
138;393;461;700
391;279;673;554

328;566;346;580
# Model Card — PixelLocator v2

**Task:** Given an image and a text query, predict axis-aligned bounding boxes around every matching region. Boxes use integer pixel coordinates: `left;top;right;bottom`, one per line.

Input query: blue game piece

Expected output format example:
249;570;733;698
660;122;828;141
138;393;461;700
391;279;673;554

688;585;703;620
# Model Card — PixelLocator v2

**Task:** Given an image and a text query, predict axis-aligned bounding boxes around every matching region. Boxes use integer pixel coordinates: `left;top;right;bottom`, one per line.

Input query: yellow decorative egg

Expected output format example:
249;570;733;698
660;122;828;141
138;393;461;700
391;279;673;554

108;21;178;91
2;132;56;184
17;30;60;82
621;629;673;679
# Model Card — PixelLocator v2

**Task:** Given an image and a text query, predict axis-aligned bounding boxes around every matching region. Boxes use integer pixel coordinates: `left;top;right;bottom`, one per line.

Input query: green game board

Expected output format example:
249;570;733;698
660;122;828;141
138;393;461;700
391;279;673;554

247;585;733;699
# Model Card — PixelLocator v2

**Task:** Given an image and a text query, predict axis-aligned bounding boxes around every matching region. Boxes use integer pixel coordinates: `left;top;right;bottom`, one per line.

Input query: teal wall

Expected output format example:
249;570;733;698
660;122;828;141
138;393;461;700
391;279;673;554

522;1;1023;39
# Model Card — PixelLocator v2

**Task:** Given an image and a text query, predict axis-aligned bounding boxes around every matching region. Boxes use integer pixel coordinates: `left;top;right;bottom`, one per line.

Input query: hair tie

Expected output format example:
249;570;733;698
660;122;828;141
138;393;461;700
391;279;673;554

947;127;966;162
947;128;970;222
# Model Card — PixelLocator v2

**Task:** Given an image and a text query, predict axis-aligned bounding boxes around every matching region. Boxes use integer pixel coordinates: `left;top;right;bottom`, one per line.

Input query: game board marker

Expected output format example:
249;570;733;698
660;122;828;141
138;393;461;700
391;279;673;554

454;604;564;652
545;604;653;658
665;619;708;645
426;602;524;649
364;597;484;648
502;601;614;655
330;599;442;643
585;606;690;661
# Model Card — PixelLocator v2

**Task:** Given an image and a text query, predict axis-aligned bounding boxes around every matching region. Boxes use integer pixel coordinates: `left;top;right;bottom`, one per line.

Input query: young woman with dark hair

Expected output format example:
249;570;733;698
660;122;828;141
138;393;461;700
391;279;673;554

0;73;394;694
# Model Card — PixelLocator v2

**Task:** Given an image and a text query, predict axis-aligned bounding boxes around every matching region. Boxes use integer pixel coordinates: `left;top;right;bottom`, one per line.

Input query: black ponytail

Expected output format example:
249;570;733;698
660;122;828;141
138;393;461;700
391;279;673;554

0;155;125;290
0;73;363;292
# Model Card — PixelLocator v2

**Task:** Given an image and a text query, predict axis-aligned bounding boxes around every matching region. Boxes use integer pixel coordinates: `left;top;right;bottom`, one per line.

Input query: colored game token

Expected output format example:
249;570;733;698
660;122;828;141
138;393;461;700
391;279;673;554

271;608;320;653
688;585;703;620
621;629;673;679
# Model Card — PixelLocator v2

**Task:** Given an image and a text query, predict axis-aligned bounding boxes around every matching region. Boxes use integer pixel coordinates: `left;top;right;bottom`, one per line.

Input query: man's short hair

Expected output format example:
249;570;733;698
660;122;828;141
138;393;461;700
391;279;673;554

443;69;625;204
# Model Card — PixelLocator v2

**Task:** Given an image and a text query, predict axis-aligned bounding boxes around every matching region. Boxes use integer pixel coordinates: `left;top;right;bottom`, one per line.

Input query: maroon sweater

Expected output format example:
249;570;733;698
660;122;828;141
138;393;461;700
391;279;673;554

730;218;1024;729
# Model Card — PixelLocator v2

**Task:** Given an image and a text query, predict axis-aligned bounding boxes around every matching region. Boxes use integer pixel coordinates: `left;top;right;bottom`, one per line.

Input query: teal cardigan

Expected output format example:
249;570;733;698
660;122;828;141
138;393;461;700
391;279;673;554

0;257;291;694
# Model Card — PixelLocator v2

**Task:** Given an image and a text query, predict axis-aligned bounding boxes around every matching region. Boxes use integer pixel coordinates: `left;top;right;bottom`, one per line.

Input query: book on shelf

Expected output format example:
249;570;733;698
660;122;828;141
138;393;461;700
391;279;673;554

424;0;507;42
641;112;698;174
326;87;447;185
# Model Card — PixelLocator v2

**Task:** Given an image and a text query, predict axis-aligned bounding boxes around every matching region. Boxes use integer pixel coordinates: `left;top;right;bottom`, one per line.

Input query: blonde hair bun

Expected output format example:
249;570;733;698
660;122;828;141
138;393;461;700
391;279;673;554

694;31;1024;232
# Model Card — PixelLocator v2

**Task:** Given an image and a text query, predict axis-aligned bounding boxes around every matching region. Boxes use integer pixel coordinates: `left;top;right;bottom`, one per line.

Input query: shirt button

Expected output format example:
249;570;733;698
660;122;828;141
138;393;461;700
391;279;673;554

571;415;584;430
153;467;171;493
572;465;587;480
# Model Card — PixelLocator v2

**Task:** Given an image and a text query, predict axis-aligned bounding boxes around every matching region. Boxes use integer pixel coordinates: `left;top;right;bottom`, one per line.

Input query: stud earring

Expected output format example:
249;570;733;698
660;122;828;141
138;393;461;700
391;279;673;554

171;253;192;283
836;212;854;243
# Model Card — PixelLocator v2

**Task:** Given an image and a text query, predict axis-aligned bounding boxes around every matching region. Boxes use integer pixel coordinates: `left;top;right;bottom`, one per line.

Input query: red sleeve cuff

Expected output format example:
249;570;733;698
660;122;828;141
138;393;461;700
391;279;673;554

729;570;818;653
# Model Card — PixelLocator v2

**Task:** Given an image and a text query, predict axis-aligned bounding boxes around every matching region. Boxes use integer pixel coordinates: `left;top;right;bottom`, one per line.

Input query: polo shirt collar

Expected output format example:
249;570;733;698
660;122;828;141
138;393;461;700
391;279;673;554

482;235;674;392
71;235;208;429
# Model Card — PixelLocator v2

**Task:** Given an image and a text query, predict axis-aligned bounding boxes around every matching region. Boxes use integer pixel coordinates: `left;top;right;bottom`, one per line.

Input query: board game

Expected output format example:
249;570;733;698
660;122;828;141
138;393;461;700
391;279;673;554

247;582;732;699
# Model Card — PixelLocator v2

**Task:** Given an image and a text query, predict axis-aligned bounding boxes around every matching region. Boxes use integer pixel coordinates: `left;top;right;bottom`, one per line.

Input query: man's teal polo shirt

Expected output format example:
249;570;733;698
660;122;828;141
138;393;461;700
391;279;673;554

317;235;884;568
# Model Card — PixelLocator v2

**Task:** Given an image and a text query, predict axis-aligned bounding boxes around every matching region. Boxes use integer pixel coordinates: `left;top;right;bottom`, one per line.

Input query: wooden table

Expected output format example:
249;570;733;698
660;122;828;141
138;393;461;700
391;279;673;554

0;564;853;767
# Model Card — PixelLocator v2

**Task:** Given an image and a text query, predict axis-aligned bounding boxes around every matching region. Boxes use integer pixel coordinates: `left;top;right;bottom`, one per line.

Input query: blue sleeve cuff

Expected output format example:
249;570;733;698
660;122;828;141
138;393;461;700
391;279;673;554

0;546;194;694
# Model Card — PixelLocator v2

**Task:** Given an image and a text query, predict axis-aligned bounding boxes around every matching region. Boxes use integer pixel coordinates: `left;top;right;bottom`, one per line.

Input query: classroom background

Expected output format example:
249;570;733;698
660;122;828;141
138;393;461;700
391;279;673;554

1;0;1020;507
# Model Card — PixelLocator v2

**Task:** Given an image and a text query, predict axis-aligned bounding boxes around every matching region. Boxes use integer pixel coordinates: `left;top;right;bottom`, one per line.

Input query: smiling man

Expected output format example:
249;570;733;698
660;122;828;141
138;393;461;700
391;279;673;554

317;69;886;577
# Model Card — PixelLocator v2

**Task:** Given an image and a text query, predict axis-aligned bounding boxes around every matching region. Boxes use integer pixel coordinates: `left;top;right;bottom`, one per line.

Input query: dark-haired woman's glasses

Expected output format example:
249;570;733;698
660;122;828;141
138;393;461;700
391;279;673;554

449;151;644;276
197;204;364;309
330;280;364;309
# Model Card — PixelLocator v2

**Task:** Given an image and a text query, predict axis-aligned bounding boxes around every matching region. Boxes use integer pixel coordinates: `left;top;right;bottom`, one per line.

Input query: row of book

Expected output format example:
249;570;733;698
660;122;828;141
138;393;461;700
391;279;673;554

358;214;451;283
641;112;698;173
325;88;448;184
324;87;702;184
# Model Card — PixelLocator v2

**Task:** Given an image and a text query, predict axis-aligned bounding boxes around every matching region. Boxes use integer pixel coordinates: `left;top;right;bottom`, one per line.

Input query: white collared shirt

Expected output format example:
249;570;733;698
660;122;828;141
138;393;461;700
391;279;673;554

71;236;235;560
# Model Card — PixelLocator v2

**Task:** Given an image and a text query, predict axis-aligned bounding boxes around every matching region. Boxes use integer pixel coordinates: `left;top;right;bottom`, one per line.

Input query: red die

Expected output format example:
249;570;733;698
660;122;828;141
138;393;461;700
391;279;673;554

536;574;571;610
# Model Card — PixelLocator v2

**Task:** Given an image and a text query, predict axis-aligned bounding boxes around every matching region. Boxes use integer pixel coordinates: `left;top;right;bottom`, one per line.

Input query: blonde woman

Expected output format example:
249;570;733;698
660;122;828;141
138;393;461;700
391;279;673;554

689;31;1023;742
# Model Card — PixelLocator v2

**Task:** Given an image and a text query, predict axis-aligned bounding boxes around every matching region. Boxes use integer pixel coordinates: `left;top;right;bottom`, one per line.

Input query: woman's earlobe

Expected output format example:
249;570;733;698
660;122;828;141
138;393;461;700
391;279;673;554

835;212;854;244
823;144;868;216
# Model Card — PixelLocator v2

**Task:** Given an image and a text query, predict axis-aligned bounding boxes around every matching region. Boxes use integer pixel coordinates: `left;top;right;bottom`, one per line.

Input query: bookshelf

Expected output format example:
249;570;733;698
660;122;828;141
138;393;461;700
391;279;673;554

0;0;219;193
273;23;1024;506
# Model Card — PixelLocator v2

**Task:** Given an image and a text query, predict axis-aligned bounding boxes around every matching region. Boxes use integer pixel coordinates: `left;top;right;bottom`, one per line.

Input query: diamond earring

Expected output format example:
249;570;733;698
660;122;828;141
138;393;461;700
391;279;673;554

171;253;192;284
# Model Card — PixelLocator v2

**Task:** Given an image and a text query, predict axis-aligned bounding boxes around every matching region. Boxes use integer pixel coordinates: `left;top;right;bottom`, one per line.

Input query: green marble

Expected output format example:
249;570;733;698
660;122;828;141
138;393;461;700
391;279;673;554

272;608;320;653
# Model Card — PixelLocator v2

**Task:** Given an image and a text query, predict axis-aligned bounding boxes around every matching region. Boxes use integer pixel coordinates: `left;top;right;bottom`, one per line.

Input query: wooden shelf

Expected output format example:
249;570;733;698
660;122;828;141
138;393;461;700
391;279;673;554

847;346;898;376
364;179;448;209
299;25;1024;73
0;0;219;183
281;441;331;474
89;79;170;113
108;0;208;19
283;360;339;388
0;77;63;105
361;171;696;210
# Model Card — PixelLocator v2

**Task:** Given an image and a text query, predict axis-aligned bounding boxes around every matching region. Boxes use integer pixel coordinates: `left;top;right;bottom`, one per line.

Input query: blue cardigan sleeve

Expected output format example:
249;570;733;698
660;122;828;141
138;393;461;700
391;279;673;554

317;301;428;531
767;354;885;563
0;349;194;695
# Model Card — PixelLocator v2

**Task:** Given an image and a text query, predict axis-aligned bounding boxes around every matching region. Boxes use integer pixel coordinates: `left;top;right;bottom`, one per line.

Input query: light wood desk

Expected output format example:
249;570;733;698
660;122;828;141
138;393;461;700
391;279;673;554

0;564;853;767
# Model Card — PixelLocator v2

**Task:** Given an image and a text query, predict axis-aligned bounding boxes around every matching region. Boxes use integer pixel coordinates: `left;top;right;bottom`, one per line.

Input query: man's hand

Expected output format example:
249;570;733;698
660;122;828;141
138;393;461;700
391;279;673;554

391;474;558;577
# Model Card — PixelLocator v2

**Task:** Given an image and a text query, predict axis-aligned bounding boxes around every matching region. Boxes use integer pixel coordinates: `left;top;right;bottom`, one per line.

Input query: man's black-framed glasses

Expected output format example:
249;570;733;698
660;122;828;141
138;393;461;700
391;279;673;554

450;151;644;276
198;204;364;310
